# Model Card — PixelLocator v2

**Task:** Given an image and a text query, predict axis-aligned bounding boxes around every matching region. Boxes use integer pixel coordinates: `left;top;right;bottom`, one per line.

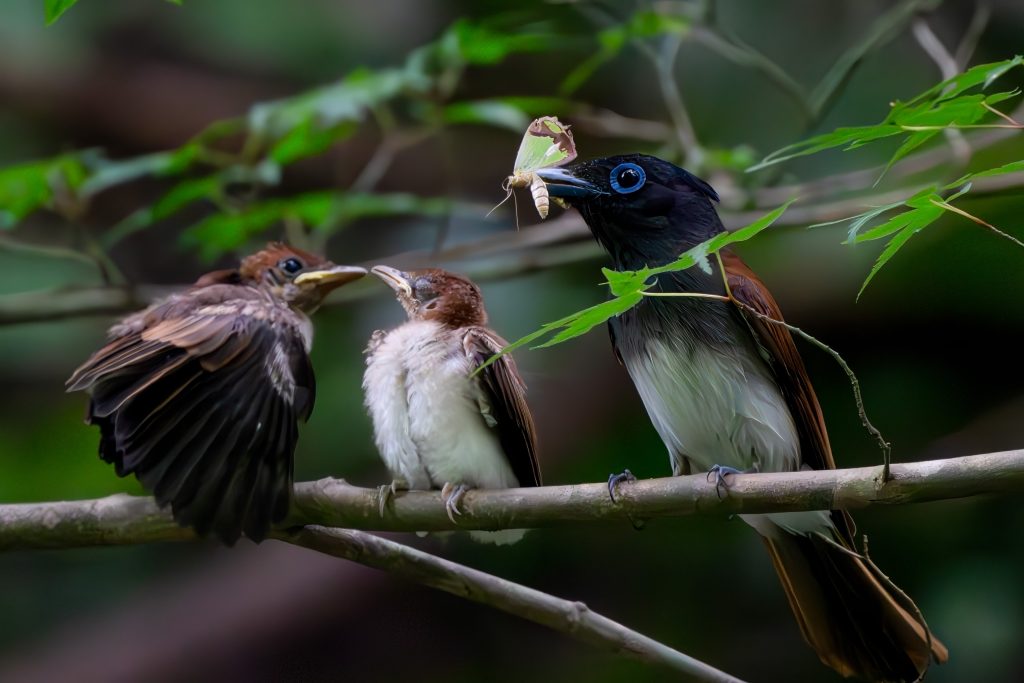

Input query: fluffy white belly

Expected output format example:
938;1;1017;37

625;338;832;536
363;320;518;490
625;338;800;474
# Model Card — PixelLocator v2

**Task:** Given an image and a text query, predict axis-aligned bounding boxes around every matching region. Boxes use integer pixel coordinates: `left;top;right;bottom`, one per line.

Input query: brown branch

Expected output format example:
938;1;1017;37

276;526;744;682
2;450;1021;551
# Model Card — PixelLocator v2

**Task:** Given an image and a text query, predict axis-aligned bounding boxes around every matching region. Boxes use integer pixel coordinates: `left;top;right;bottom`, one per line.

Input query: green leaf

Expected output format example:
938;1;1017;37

44;0;78;25
449;19;554;65
78;151;181;198
751;56;1024;172
182;192;448;259
947;160;1024;188
748;125;903;170
899;56;1024;110
480;200;794;369
269;118;358;165
647;199;795;277
152;176;220;221
857;223;922;300
536;293;645;348
443;101;530;132
0;155;87;226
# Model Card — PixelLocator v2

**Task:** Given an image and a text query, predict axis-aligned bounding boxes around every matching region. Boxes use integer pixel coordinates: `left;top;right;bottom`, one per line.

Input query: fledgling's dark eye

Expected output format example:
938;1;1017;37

279;257;304;275
609;163;646;194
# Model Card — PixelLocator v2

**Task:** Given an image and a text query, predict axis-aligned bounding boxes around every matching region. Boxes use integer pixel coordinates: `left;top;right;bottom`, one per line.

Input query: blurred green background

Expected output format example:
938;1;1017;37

1;1;1022;681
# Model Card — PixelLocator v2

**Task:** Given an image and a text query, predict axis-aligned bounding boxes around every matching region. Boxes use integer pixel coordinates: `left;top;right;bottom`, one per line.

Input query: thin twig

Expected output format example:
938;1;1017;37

710;253;892;476
731;297;893;478
931;198;1024;249
2;450;1022;550
912;18;971;168
277;526;745;683
808;0;940;123
690;27;812;121
954;1;992;70
635;34;705;169
0;233;103;272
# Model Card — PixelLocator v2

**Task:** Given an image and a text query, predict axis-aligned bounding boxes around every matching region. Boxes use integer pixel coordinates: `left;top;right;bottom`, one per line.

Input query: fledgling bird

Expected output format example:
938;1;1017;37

66;243;366;545
537;156;948;682
363;266;540;544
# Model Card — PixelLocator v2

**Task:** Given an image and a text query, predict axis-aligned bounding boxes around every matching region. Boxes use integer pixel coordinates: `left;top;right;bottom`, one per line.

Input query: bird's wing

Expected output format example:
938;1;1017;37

722;249;859;541
463;328;541;487
721;250;834;472
66;293;314;544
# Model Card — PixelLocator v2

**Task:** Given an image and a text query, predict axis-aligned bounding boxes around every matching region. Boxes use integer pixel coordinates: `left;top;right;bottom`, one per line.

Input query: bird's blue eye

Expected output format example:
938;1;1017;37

609;163;646;194
279;257;304;275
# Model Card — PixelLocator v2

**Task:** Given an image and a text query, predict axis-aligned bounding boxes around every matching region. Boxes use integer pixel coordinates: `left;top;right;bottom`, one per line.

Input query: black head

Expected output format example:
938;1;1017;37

537;154;723;270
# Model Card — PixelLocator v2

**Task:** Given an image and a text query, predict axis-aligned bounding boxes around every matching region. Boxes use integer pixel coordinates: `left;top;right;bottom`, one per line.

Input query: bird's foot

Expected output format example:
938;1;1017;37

441;482;470;524
376;478;409;517
706;465;747;499
607;469;637;504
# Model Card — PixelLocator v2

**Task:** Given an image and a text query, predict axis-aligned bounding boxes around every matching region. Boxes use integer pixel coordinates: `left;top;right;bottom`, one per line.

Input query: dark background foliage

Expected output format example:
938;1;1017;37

1;1;1022;681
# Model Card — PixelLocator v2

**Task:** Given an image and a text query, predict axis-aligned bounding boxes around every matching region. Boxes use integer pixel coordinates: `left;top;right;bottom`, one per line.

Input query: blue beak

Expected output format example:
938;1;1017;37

535;167;605;199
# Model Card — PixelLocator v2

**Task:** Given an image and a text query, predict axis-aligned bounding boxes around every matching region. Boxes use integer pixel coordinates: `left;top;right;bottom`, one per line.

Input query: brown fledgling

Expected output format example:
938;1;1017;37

67;243;366;544
363;266;540;544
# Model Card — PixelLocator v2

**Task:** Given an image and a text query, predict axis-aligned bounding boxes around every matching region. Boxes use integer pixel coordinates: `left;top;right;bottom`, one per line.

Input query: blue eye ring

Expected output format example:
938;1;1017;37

609;163;646;194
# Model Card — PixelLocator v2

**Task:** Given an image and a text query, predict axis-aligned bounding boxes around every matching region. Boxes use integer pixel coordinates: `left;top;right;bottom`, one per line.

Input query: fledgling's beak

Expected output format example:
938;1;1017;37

294;265;367;293
535;167;604;200
370;265;414;297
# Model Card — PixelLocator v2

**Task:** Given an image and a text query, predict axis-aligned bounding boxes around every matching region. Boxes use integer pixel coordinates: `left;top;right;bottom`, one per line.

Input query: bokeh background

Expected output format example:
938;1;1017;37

1;1;1023;681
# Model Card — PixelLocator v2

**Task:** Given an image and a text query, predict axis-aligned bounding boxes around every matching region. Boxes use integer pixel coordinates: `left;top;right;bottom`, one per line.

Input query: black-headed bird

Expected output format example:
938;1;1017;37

67;243;366;544
363;266;540;544
537;155;948;682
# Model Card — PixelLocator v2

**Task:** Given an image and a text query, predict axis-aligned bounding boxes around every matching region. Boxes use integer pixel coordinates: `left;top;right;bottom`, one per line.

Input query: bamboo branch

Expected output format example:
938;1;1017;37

276;526;744;683
1;450;1020;551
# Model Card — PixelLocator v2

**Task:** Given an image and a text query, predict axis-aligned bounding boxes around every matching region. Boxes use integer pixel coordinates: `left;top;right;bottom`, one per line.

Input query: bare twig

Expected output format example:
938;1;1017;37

912;18;971;167
1;450;1021;550
809;0;940;123
0;233;104;273
690;27;813;121
633;34;705;169
931;197;1024;249
954;1;992;70
729;297;893;478
278;526;744;682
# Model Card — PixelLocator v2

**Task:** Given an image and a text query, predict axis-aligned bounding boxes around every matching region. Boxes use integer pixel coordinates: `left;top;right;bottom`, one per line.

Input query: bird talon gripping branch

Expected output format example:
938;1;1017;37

538;152;948;681
362;266;541;545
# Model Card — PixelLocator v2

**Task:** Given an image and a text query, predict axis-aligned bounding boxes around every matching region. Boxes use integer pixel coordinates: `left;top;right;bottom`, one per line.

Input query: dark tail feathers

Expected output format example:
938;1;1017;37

763;531;948;682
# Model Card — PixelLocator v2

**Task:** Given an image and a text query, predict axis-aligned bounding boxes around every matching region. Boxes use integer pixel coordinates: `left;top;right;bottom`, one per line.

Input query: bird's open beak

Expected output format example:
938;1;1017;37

370;265;413;297
535;167;604;200
293;265;367;292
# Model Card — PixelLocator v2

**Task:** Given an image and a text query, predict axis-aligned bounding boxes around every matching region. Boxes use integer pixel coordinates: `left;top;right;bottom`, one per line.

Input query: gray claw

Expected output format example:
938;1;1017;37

441;482;470;524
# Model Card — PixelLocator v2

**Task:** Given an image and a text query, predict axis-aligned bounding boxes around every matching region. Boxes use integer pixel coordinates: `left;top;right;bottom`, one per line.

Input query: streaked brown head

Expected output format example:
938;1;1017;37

205;242;366;313
371;266;487;328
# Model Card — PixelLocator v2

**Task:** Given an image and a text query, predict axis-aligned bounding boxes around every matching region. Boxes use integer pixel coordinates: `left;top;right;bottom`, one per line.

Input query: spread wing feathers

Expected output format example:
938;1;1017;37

721;250;858;540
67;310;314;544
462;328;541;487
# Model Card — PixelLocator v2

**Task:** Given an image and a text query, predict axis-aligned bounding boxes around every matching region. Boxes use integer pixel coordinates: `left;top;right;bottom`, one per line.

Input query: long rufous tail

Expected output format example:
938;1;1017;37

763;530;948;682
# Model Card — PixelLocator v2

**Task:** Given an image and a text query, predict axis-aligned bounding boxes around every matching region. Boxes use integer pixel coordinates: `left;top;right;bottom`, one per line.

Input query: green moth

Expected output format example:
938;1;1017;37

506;116;577;219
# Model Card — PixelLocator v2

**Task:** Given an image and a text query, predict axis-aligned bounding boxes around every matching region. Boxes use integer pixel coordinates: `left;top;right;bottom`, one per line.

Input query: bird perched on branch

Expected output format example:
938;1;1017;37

538;155;948;682
363;266;540;544
67;243;366;545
